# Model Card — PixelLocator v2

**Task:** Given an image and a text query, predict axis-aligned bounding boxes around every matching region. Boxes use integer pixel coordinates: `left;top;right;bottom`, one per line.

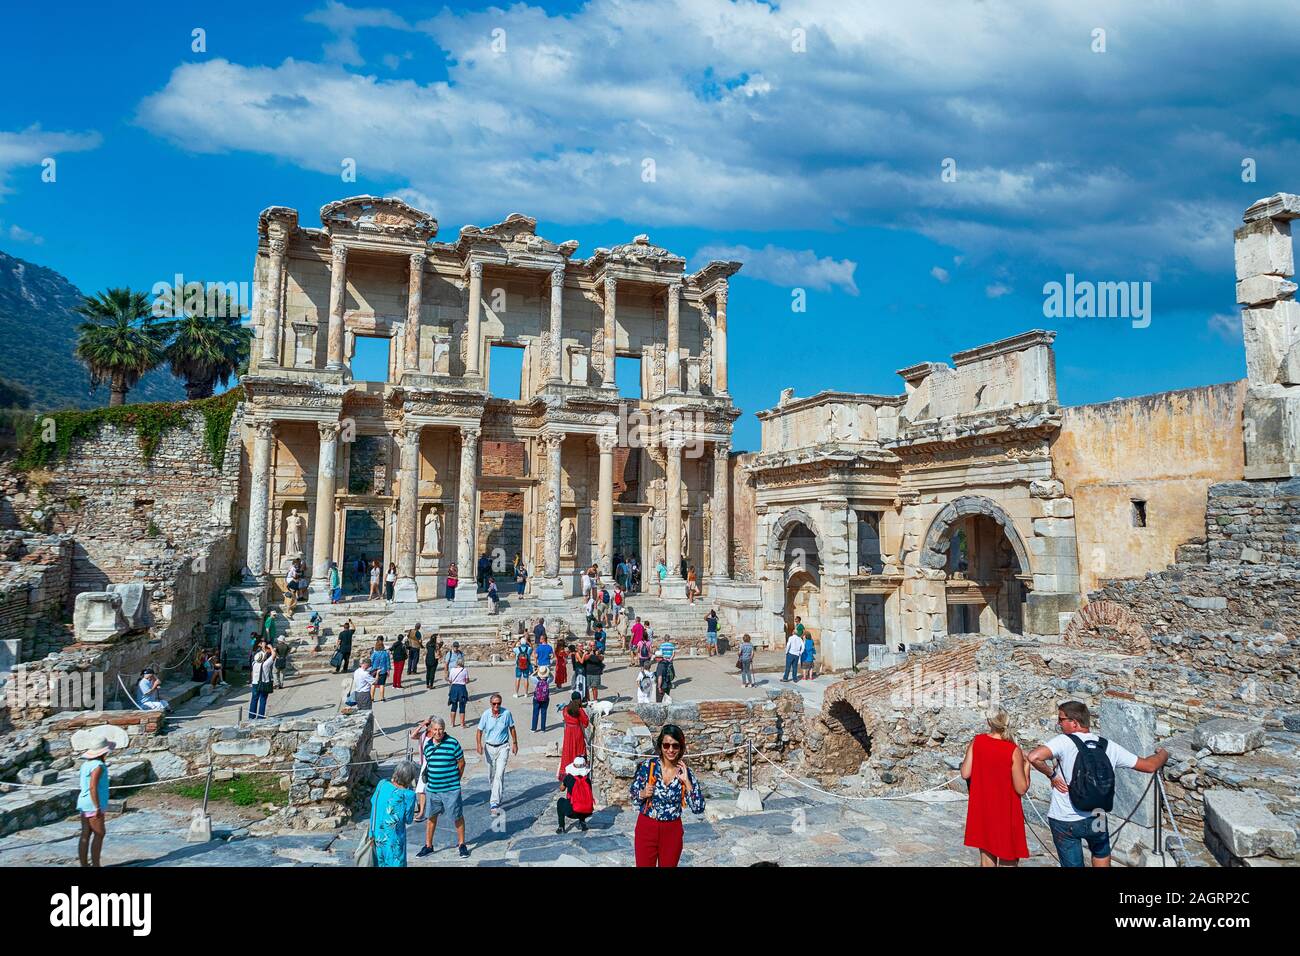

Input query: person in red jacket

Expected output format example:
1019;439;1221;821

961;709;1030;866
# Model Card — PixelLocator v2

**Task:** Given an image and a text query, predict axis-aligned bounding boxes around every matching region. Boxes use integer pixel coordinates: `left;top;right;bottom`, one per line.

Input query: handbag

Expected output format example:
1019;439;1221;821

354;788;379;867
330;650;345;670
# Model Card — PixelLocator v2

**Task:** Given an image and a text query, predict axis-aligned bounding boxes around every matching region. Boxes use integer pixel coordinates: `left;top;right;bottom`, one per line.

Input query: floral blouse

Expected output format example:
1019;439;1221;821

630;758;705;821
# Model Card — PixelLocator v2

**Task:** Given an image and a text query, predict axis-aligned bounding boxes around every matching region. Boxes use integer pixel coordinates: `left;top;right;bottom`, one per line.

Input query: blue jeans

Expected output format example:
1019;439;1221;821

531;698;548;732
1049;815;1112;867
783;653;800;681
248;686;269;719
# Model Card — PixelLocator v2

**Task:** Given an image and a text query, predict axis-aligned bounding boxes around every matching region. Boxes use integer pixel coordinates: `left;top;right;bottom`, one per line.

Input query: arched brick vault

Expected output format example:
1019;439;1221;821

768;506;826;565
920;495;1033;575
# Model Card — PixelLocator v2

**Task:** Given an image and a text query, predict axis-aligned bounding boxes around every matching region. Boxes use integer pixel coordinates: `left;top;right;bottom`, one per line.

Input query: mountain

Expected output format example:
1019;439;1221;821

0;249;184;410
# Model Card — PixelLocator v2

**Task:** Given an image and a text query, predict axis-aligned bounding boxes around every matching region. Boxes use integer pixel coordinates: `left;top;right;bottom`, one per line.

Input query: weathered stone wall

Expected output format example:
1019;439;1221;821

0;709;374;836
1055;381;1246;593
590;691;804;808
0;532;73;662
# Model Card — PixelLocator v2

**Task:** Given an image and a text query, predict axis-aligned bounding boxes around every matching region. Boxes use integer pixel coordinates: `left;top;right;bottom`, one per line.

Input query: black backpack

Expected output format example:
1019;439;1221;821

391;641;407;662
1065;734;1116;812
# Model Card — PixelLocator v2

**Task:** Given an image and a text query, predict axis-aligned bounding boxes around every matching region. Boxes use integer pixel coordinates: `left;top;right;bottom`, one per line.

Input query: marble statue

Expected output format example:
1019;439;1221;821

422;507;442;556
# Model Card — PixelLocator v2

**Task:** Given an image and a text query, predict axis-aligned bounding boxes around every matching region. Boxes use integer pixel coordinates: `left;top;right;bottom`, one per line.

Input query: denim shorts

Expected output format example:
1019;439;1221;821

448;683;468;713
424;788;463;821
1049;814;1112;867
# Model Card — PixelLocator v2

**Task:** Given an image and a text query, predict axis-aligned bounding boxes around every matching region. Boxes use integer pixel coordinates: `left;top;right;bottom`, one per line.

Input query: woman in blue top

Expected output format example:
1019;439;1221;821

77;733;116;867
370;637;392;702
800;631;817;681
630;724;705;867
370;760;420;867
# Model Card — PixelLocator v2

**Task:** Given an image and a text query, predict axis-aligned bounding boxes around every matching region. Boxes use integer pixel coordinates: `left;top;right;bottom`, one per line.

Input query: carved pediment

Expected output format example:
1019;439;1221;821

456;213;577;258
320;195;438;242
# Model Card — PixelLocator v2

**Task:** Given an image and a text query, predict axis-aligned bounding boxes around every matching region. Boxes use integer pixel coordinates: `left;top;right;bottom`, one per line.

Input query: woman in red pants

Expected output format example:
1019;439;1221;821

630;724;705;867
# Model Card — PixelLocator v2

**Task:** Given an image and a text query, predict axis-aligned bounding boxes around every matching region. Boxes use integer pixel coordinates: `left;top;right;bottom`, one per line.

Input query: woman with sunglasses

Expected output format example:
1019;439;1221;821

630;724;705;867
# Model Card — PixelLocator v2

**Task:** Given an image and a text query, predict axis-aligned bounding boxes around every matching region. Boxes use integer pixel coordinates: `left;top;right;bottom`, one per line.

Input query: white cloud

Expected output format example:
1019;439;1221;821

693;243;858;294
0;125;102;198
133;0;1300;280
1208;311;1242;342
930;266;950;283
985;283;1011;298
4;223;44;244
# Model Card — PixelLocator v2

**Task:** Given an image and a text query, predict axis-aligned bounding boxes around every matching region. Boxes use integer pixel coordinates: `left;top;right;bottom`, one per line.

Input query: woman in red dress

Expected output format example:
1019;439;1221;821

961;709;1030;866
558;692;589;784
553;640;568;689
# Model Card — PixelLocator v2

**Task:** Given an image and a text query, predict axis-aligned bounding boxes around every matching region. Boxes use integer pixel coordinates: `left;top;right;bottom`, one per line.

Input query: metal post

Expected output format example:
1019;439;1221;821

201;762;215;816
1153;770;1163;859
747;740;753;791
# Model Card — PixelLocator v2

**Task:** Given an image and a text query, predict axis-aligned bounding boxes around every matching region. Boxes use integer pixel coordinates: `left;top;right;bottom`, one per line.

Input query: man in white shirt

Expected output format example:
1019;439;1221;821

351;659;376;710
782;631;804;683
1025;700;1169;868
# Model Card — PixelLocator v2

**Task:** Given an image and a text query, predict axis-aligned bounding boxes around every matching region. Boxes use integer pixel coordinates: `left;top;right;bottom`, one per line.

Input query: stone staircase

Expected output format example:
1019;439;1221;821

272;590;726;671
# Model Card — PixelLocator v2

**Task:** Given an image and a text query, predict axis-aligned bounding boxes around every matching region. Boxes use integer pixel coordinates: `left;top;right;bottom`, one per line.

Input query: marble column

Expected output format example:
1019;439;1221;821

259;237;287;366
548;266;564;383
542;430;565;587
602;276;617;389
665;281;681;393
714;284;729;395
307;421;341;602
466;261;483;377
664;434;685;592
326;243;348;371
453;424;481;604
709;441;731;583
245;420;275;581
596;429;617;576
393;424;422;602
404;252;425;374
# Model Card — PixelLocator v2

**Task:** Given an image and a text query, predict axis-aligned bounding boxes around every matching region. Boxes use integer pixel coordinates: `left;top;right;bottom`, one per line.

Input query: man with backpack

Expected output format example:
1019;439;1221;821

513;634;533;698
655;654;676;703
1025;700;1170;868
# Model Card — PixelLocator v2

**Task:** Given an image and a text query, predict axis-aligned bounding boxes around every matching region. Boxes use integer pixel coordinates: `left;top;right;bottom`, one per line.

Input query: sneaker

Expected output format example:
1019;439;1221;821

416;845;434;858
578;821;588;832
489;805;500;815
555;825;565;834
458;844;470;858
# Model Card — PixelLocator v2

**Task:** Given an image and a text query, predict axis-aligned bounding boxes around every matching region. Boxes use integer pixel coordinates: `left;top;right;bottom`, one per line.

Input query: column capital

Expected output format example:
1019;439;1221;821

410;251;427;269
551;266;566;288
544;429;567;449
604;276;617;298
664;431;688;452
460;424;481;444
254;419;276;441
667;280;681;297
468;260;484;280
715;283;728;307
397;423;422;450
317;420;342;443
597;429;620;453
269;237;288;257
713;441;731;462
331;242;348;266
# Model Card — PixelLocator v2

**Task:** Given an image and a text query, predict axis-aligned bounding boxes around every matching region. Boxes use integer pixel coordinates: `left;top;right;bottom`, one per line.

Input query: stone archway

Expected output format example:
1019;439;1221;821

769;506;826;564
920;495;1031;573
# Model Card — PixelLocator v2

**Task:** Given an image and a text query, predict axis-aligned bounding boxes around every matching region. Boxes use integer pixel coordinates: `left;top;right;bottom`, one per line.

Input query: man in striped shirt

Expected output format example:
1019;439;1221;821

416;716;470;858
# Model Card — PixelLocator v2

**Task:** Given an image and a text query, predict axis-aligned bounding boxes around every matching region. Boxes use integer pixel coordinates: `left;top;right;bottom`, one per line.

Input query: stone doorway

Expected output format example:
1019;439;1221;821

612;515;640;575
343;508;385;594
482;511;524;577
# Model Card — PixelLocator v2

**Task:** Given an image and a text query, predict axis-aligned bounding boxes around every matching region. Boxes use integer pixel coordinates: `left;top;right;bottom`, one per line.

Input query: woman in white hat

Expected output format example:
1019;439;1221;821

556;755;594;833
77;733;116;866
530;664;553;732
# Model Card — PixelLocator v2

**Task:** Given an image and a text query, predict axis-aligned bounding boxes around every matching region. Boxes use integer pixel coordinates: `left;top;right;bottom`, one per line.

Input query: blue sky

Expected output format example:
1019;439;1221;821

2;0;1298;450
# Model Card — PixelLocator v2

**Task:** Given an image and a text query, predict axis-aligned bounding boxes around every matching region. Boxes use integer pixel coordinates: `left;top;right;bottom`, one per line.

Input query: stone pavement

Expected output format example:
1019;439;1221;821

0;759;1058;867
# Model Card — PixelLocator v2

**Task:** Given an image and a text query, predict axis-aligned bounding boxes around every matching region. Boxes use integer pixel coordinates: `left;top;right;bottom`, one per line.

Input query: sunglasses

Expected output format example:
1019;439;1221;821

660;741;682;751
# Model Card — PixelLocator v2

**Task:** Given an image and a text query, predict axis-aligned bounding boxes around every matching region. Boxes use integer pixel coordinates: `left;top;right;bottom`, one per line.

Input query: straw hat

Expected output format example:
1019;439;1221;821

71;724;129;759
536;665;551;679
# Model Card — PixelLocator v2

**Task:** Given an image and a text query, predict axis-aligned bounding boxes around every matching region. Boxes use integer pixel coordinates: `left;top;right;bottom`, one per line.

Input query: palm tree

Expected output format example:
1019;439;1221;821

161;286;252;399
75;288;168;406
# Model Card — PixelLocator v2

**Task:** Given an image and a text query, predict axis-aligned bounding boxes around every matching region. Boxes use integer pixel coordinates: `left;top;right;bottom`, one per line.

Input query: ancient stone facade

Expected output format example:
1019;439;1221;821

240;196;742;607
751;331;1079;670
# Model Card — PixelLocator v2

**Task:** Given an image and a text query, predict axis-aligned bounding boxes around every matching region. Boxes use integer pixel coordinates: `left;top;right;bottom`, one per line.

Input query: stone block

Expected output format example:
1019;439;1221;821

1182;596;1227;611
73;591;129;643
212;738;272;758
1040;497;1075;518
1031;517;1076;538
1025;591;1079;635
1237;274;1298;306
107;582;150;630
1191;718;1265;755
1234;218;1293;280
1203;789;1297;861
1099;698;1155;828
